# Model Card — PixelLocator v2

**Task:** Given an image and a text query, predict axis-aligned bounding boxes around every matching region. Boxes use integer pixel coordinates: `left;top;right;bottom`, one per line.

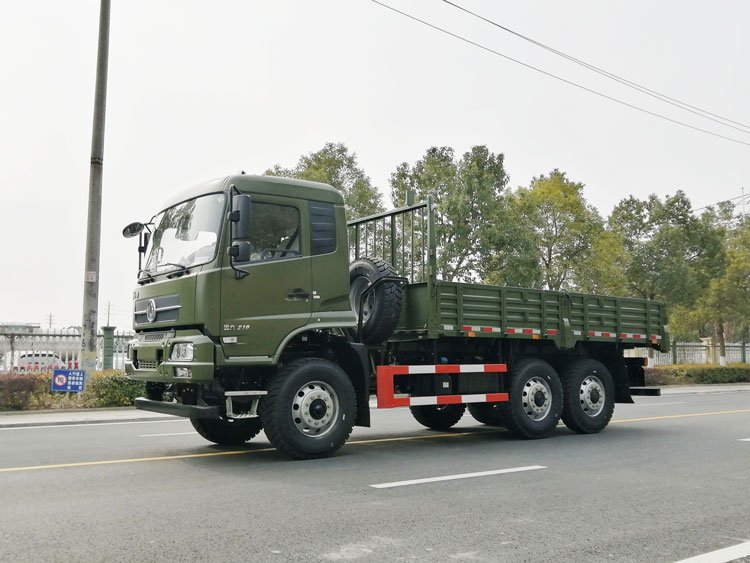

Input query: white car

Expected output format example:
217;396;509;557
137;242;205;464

16;352;66;372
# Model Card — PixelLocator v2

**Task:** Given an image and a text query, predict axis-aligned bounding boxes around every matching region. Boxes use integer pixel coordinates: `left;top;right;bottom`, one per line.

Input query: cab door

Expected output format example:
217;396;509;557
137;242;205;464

220;196;312;358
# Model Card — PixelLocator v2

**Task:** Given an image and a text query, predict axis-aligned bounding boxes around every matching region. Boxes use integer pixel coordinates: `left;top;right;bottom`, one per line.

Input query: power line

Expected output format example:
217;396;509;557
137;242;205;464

693;192;750;213
442;0;750;135
370;0;750;148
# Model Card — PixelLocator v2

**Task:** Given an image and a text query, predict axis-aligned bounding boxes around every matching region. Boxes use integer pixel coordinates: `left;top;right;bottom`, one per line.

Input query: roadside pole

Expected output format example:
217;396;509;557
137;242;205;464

80;0;111;375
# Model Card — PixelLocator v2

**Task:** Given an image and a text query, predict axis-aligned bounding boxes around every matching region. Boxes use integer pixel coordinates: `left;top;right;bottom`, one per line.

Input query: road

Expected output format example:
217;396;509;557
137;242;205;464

1;390;749;562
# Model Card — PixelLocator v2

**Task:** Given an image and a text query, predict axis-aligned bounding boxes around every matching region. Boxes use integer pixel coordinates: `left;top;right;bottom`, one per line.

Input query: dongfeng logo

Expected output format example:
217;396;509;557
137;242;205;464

146;299;157;323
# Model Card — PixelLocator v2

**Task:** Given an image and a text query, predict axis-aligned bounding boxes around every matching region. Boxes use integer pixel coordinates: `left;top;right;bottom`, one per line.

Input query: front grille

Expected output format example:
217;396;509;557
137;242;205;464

134;294;181;325
136;360;158;370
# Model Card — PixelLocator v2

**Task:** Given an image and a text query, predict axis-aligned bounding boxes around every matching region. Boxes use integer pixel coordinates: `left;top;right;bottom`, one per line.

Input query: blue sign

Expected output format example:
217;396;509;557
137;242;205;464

51;370;86;393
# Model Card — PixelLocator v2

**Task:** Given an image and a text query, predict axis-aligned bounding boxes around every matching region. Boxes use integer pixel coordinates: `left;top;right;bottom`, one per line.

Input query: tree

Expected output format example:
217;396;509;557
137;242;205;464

608;192;729;308
510;170;604;291
678;218;750;361
265;142;384;218
390;145;510;282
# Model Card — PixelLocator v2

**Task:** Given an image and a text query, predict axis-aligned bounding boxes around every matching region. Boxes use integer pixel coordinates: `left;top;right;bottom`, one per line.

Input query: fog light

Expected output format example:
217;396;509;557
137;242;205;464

175;367;192;379
171;343;194;361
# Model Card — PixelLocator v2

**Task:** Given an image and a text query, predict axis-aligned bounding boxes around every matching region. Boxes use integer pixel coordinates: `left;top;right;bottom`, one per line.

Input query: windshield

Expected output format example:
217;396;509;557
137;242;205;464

143;193;226;277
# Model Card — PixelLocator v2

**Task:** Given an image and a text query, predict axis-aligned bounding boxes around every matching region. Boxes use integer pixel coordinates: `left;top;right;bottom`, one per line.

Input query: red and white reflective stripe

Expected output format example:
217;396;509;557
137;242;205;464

407;393;509;407
650;334;662;340
587;331;616;338
462;325;503;333
620;333;647;339
376;363;508;409
546;329;559;336
506;327;541;335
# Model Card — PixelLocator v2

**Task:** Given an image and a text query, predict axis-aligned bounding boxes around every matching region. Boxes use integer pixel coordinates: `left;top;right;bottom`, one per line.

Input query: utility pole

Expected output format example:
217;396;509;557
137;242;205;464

80;0;111;375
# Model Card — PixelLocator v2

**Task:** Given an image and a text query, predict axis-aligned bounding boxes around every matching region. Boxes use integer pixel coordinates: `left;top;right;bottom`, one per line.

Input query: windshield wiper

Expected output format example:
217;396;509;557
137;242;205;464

164;263;191;278
137;271;155;285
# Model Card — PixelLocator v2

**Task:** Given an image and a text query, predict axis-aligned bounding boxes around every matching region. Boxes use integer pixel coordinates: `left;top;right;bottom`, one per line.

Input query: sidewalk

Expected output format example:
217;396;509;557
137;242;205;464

0;384;748;429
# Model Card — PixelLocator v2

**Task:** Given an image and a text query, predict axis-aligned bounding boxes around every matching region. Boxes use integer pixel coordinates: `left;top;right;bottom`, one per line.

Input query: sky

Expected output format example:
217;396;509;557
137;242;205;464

1;0;748;332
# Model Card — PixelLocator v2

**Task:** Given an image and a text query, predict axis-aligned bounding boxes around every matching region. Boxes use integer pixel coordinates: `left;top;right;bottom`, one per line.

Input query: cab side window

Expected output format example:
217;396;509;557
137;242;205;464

248;202;301;262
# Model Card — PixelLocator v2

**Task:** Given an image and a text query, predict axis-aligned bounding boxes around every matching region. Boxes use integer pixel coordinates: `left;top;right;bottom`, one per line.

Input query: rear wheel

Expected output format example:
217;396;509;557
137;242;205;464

504;359;563;439
190;416;263;446
561;359;615;434
410;404;466;430
260;358;356;460
467;402;507;427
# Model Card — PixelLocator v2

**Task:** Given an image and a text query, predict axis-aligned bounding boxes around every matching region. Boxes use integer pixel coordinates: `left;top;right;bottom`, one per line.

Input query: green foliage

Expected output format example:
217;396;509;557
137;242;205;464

608;191;729;307
83;371;145;406
265;142;384;219
509;169;604;291
0;371;145;410
390;145;510;282
0;373;49;410
645;364;750;385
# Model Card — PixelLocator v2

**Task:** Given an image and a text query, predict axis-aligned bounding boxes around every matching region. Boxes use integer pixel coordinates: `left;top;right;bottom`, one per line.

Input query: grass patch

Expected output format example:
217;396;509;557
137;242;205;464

645;364;750;386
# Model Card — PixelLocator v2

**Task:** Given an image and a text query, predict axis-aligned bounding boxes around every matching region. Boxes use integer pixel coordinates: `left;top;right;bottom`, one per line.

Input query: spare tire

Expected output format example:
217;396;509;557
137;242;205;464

349;257;402;345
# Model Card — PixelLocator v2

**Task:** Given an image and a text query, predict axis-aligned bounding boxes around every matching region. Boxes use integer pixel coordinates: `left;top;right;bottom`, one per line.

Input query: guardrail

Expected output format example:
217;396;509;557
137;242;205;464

625;340;748;366
0;328;133;373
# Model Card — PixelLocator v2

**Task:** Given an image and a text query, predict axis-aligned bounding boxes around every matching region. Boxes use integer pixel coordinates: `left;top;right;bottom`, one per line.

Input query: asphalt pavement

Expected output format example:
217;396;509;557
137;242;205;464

1;384;747;428
0;384;748;562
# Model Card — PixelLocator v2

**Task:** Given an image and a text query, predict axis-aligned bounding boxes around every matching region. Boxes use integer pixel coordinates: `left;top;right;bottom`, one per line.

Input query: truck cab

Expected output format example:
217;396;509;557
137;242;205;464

125;174;356;383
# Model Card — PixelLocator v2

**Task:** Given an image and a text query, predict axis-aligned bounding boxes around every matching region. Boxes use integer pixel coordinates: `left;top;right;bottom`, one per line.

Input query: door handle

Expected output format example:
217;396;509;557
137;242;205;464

286;289;310;301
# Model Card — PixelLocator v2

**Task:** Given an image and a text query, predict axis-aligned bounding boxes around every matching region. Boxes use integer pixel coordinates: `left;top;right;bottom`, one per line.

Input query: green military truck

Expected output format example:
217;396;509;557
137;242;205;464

123;174;668;459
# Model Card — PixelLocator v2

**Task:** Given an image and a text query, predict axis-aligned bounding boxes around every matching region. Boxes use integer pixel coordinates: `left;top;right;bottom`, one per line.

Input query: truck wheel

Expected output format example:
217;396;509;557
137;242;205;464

190;416;263;446
410;404;466;430
561;359;615;434
504;359;563;439
467;402;507;427
349;257;402;345
260;358;356;460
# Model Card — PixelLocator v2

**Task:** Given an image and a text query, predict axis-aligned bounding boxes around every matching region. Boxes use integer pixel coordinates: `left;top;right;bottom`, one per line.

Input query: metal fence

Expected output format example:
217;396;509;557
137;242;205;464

625;340;749;366
0;328;133;373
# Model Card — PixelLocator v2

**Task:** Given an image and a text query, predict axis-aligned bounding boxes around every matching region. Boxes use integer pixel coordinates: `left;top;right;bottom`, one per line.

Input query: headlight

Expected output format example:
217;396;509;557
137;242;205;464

170;343;194;361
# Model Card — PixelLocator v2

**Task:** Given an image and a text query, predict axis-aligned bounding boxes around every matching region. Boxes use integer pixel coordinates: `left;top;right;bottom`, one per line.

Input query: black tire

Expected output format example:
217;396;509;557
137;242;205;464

349;257;402;345
467;402;507;427
259;358;356;460
504;359;563;439
561;359;615;434
410;404;466;430
190;416;263;446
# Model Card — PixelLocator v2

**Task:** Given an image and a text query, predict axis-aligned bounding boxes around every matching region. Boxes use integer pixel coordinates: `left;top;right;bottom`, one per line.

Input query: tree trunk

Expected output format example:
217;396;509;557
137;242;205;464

716;320;727;366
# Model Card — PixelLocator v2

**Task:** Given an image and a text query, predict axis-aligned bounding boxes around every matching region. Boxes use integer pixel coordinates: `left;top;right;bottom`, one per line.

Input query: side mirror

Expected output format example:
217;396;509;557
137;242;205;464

229;194;251;240
122;222;145;238
228;241;252;263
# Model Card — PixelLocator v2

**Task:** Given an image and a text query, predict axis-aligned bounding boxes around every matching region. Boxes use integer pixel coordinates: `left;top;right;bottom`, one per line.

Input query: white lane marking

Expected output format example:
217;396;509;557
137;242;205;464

139;432;196;437
371;465;546;489
739;438;750;442
0;419;184;431
633;402;686;407
675;540;750;563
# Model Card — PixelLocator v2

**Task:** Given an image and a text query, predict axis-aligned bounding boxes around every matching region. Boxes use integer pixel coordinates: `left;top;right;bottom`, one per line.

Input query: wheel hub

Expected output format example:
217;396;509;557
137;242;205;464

349;277;374;323
292;381;339;437
580;375;605;417
522;377;552;421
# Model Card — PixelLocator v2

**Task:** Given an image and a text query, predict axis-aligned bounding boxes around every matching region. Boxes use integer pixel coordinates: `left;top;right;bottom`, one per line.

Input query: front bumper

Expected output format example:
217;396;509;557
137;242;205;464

125;329;215;383
134;397;220;418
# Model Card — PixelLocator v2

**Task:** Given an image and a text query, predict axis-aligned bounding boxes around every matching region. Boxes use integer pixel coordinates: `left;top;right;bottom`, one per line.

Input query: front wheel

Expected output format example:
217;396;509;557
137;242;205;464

410;404;466;430
260;358;356;460
561;359;615;434
504;359;563;439
190;416;263;446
